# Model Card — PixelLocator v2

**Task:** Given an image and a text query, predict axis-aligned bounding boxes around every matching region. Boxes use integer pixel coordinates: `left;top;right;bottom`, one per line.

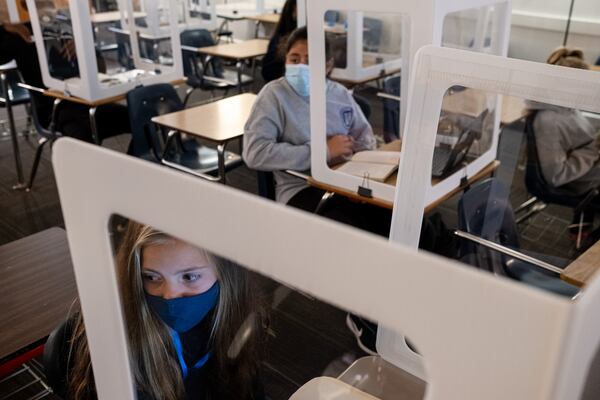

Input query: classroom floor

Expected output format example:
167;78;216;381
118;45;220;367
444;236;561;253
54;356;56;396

0;78;582;400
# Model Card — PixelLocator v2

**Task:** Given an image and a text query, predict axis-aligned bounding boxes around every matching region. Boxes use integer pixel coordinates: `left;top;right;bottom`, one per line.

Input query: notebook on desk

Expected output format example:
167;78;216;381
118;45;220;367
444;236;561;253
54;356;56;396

337;150;400;182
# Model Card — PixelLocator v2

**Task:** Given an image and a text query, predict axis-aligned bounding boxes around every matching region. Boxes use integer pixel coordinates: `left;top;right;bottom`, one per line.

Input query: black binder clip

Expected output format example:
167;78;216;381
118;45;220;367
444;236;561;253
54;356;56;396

357;173;373;198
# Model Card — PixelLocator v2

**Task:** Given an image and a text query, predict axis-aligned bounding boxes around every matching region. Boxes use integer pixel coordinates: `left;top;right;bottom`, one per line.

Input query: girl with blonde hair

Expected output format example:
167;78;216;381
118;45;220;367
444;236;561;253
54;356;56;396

49;222;265;400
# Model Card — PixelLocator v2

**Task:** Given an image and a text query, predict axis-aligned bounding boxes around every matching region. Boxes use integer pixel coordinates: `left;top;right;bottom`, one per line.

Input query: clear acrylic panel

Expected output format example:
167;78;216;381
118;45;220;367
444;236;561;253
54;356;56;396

361;12;402;69
442;5;496;53
95;216;427;399
34;0;82;82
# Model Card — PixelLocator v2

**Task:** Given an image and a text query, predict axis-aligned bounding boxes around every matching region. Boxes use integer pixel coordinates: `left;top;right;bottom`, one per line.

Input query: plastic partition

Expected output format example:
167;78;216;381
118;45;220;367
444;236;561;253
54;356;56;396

307;0;511;205
379;44;600;385
25;0;183;102
53;137;600;399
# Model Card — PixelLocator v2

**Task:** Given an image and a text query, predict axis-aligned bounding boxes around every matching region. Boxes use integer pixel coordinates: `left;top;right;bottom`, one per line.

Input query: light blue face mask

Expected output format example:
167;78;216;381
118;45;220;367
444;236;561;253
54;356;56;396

285;63;310;97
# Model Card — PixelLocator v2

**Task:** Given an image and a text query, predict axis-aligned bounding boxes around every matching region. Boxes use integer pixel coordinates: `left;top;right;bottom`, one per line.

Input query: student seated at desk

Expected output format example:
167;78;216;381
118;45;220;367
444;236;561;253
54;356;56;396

0;21;130;144
243;27;390;230
48;222;265;400
526;47;600;234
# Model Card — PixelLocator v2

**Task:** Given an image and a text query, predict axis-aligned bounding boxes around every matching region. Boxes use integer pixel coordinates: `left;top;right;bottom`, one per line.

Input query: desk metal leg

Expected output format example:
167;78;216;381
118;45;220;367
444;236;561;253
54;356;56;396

236;61;243;93
89;106;100;145
217;143;227;184
1;72;26;190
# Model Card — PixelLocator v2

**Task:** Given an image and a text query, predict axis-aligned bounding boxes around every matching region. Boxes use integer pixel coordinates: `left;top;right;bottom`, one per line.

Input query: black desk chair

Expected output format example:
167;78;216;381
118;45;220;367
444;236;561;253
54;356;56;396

126;83;241;177
18;84;62;191
456;178;579;298
523;111;600;247
180;29;253;106
0;67;32;138
43;318;70;398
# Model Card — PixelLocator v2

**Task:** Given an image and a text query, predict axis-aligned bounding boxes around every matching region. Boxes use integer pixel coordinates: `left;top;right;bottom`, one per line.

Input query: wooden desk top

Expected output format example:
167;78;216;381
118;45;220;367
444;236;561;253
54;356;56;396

0;228;77;361
152;93;256;142
41;78;187;107
331;67;401;88
561;240;600;287
90;11;146;24
307;140;500;212
246;13;280;24
197;39;269;60
442;89;526;125
591;65;600;72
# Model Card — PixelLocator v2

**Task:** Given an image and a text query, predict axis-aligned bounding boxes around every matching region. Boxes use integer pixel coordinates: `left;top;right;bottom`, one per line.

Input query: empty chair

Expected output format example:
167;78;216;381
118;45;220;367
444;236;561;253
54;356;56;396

457;178;579;297
0;64;31;137
180;29;253;106
126;83;241;177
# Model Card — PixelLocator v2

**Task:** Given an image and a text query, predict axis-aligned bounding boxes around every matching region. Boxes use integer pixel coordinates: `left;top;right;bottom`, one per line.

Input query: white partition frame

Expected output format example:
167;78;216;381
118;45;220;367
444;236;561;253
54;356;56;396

25;0;183;102
379;44;600;384
54;137;600;399
307;0;511;204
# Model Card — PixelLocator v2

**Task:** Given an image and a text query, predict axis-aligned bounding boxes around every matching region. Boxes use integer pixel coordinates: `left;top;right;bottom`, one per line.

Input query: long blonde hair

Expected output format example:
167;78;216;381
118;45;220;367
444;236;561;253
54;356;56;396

67;222;264;400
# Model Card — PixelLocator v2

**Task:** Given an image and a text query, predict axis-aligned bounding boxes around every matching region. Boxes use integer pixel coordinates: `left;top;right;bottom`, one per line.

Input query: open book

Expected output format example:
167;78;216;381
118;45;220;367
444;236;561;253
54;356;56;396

336;151;400;182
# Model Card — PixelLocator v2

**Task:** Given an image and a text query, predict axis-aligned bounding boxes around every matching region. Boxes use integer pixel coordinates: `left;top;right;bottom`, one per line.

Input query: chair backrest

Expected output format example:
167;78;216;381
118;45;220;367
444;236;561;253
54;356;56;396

0;70;30;106
256;170;276;200
457;178;520;275
180;29;224;80
20;85;56;139
126;83;183;159
524;111;582;207
382;76;400;141
43;318;71;398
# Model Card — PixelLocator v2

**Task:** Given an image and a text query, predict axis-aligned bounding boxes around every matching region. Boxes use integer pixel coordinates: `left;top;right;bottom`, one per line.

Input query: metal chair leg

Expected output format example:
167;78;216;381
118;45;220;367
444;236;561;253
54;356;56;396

315;191;335;215
26;137;50;192
183;87;195;107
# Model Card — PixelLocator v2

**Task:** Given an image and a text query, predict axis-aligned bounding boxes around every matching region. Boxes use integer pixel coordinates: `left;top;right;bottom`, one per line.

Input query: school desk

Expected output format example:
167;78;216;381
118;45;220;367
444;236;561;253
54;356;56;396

307;139;500;212
152;93;256;184
561;239;600;287
0;228;76;363
246;13;280;37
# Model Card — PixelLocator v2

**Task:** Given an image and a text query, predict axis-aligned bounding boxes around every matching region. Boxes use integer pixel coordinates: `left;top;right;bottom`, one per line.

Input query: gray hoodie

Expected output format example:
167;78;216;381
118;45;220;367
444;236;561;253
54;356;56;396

243;77;376;204
527;101;600;195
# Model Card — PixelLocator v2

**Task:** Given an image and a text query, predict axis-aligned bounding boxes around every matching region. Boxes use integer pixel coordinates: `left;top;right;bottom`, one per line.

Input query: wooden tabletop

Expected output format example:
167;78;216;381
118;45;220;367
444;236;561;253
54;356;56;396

152;93;256;143
197;39;269;60
561;239;600;287
442;89;526;125
331;67;401;88
0;228;77;361
591;65;600;72
40;78;187;107
246;13;280;24
307;139;500;212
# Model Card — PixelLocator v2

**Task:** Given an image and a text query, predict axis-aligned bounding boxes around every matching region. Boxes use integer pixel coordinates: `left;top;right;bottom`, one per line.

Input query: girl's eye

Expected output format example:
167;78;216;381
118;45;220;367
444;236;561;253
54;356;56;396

143;273;161;282
182;273;201;283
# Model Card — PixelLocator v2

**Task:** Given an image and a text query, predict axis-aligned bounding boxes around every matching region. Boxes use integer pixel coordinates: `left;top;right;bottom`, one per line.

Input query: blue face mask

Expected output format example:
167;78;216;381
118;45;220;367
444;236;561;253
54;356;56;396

146;282;220;333
285;63;310;97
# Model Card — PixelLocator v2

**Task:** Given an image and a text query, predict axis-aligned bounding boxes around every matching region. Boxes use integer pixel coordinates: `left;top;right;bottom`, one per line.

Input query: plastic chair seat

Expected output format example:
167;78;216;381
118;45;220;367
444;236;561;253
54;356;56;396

0;87;30;106
506;259;579;297
165;145;242;175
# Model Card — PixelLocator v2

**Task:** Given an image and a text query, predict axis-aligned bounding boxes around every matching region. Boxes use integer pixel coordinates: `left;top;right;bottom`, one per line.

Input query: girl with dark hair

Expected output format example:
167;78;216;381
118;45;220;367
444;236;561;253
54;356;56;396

52;222;265;400
261;0;297;82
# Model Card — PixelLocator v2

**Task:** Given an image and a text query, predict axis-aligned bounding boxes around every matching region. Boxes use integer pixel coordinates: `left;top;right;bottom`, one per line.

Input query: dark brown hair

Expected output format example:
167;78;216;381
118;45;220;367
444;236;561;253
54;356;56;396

547;47;589;70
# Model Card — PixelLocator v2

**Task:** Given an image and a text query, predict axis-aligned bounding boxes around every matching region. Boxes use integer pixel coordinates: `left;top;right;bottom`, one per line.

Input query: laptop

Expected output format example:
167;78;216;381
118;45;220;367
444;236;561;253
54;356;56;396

431;109;489;178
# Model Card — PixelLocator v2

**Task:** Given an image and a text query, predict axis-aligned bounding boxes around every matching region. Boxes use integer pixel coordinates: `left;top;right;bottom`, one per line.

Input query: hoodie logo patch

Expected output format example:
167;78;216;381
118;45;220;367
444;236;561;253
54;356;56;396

341;107;354;129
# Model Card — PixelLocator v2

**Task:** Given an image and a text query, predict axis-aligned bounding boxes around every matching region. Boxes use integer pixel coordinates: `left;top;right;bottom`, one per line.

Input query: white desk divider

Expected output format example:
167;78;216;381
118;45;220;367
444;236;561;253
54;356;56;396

217;0;283;17
308;0;510;205
53;137;600;399
378;44;600;385
3;0;28;23
307;0;511;139
25;0;183;102
182;0;218;31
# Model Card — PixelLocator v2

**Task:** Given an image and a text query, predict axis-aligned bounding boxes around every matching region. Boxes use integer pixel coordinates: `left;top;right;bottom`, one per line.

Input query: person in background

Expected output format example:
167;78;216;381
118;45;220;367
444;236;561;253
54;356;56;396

48;222;265;400
261;0;296;83
527;47;600;237
244;27;382;223
0;4;130;144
